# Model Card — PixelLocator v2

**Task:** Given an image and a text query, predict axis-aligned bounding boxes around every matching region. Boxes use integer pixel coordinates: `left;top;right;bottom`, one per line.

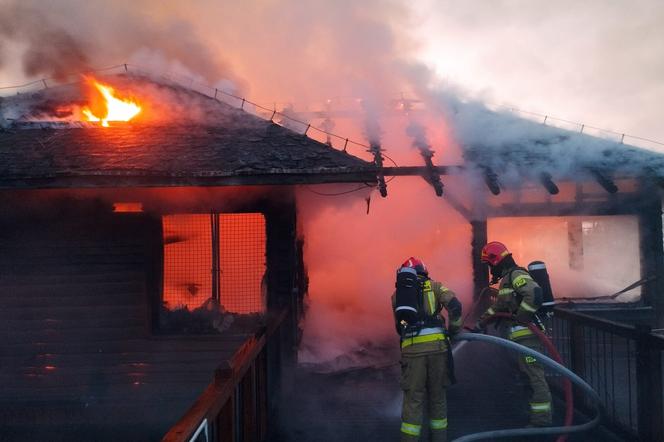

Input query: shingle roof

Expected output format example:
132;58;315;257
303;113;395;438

448;100;664;186
0;117;376;190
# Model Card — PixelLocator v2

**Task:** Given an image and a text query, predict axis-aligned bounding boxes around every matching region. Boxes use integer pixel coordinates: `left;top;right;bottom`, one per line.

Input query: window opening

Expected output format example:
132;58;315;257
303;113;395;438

161;213;266;333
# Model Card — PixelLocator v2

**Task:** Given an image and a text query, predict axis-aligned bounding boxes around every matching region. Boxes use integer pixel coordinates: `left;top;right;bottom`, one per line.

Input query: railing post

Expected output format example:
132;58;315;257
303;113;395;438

568;320;586;405
635;325;664;441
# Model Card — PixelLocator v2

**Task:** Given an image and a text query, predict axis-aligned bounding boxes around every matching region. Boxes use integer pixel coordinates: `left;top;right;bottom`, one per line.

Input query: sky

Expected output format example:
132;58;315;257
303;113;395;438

415;0;664;144
1;0;662;145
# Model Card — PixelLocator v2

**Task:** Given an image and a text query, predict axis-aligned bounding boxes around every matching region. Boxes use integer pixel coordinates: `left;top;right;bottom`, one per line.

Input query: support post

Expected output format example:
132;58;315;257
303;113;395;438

637;190;664;327
264;193;298;417
471;220;489;303
567;219;584;270
211;212;220;302
635;325;664;441
568;320;586;406
418;148;444;197
368;142;388;197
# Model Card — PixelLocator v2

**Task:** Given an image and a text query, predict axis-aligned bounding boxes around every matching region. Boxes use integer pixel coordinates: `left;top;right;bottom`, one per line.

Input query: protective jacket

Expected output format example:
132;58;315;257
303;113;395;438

480;266;553;426
392;277;462;442
392;278;462;354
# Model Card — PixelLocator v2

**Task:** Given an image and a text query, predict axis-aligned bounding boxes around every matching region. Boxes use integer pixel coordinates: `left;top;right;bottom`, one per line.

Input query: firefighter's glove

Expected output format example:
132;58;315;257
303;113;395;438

514;310;533;325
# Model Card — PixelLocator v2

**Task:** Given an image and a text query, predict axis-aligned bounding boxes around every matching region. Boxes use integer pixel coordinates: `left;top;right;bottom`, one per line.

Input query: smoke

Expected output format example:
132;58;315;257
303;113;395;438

297;178;473;369
414;0;664;143
0;0;657;371
405;120;430;152
0;0;240;88
0;2;90;80
0;75;264;128
489;216;643;302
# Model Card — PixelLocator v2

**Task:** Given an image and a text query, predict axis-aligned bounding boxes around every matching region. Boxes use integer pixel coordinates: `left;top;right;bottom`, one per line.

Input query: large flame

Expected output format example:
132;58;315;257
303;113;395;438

82;78;141;127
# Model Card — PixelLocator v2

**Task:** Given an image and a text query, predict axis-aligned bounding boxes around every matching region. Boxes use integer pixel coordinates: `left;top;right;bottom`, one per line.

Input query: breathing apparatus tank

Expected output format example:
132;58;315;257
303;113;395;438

394;266;421;331
527;261;555;315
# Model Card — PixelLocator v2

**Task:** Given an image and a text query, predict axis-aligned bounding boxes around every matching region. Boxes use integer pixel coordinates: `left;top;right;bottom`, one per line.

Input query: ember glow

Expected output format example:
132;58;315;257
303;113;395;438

82;77;141;127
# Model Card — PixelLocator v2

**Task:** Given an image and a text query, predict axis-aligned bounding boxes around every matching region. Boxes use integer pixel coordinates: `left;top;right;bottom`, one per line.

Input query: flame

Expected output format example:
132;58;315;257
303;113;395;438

82;77;141;127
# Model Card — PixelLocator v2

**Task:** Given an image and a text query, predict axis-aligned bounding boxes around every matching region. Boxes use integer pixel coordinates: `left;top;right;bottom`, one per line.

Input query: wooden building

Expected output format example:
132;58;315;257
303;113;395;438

0;107;374;440
2;76;664;441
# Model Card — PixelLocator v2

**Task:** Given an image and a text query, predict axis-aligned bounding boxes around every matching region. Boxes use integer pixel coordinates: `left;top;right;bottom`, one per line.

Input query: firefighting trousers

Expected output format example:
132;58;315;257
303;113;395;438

515;336;553;426
400;351;449;442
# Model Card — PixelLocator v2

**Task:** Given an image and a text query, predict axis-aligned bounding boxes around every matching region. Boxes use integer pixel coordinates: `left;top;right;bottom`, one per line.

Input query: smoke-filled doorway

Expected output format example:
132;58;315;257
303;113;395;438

488;215;642;302
160;212;266;333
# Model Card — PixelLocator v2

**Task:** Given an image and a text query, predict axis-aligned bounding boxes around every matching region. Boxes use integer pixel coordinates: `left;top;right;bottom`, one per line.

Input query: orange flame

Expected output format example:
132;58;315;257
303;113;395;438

82;77;141;127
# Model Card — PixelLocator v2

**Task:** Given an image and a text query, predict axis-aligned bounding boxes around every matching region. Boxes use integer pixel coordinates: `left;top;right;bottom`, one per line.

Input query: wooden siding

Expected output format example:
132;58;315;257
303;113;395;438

0;197;257;441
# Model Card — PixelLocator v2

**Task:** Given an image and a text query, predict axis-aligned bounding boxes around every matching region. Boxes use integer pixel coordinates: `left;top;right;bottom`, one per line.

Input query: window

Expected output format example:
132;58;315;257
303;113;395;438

162;213;266;316
488;215;641;302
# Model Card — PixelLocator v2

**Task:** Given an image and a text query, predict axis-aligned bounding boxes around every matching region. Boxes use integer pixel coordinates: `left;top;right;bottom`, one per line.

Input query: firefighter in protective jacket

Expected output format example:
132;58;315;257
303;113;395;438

478;242;553;427
392;257;463;442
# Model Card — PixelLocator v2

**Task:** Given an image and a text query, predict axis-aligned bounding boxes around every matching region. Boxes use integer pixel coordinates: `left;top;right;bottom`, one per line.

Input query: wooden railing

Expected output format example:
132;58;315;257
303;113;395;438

551;307;664;441
162;309;289;442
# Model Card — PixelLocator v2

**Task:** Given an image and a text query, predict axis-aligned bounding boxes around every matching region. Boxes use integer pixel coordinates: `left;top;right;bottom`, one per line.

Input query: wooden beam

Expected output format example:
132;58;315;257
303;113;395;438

638;194;664;327
589;168;619;194
567;219;584;270
0;171;380;190
539;172;559;195
382;165;464;176
369;143;388;197
471;220;489;303
418;149;444;196
482;167;501;195
486;195;647;217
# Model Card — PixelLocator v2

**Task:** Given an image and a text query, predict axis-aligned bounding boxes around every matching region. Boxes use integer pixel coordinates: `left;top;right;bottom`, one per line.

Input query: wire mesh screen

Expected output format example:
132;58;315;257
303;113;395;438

162;214;213;310
219;213;266;314
162;213;266;314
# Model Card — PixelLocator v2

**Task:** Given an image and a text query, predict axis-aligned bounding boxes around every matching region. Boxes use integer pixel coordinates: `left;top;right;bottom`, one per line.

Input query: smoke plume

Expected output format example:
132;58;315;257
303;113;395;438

0;0;240;88
0;0;657;371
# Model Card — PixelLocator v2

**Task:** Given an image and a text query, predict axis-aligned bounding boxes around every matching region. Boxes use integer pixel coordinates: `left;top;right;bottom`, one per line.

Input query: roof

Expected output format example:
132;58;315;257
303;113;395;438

2;75;663;192
0;123;376;189
445;99;664;186
0;78;375;190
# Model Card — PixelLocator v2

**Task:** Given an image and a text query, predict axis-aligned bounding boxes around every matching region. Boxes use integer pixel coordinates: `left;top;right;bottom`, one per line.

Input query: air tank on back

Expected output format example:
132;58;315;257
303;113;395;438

527;261;555;314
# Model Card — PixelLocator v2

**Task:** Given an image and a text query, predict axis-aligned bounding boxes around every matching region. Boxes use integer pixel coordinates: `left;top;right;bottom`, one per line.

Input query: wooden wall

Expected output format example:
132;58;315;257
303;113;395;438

0;195;261;441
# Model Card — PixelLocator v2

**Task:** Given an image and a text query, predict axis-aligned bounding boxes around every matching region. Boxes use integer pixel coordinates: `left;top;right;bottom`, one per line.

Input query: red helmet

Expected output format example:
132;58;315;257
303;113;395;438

480;242;511;266
401;257;428;276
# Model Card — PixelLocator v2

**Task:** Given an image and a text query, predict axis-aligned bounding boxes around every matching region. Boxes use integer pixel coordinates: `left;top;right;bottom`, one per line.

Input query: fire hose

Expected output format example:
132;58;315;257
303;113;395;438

449;316;602;442
489;312;574;442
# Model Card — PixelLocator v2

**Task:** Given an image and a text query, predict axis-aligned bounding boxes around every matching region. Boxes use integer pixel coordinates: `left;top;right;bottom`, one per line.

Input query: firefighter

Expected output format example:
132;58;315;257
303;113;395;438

392;257;463;442
478;241;553;427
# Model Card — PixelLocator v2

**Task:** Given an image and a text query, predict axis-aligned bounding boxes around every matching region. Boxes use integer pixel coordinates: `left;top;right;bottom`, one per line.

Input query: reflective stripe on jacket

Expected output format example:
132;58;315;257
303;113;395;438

508;325;534;340
391;277;461;355
481;267;542;331
401;327;446;348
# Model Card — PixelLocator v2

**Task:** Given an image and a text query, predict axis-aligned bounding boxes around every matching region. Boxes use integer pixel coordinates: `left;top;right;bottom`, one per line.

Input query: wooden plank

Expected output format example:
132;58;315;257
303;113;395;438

0;263;147;277
0;305;147;320
3;335;251;355
471;220;489;303
382;165;464;176
0;253;145;265
0;171;381;190
0;352;238;367
162;311;287;441
0;383;210;402
3;293;145;308
0;272;146;286
2;316;145;329
6;327;147;344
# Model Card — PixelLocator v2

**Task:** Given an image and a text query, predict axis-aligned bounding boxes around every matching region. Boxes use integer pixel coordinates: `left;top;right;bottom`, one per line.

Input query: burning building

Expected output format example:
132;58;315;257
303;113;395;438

0;73;378;441
1;69;664;441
